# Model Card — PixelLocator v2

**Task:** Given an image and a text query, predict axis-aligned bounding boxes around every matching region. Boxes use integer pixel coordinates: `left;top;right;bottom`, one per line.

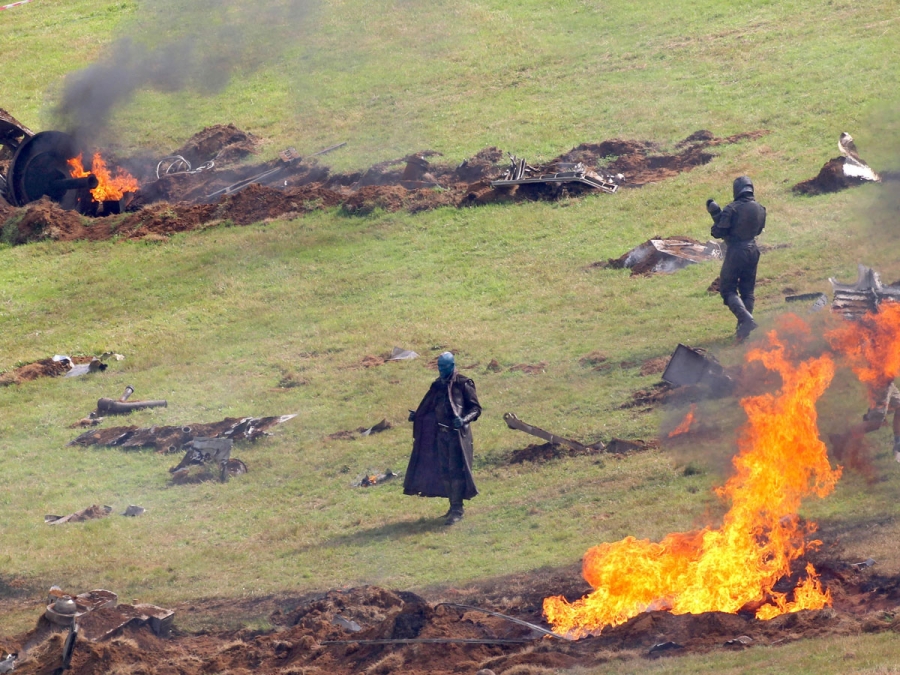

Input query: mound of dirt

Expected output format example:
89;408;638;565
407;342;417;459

508;442;603;464
4;564;900;675
640;356;670;376
173;123;261;166
793;156;874;195
6;199;88;244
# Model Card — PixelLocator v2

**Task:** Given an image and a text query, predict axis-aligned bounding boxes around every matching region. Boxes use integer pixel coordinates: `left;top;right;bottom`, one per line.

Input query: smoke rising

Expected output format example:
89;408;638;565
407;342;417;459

53;0;315;143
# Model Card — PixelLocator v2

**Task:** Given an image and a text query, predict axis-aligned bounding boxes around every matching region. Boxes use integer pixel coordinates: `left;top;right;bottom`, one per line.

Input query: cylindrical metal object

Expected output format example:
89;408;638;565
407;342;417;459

96;398;167;414
48;174;99;193
120;386;135;402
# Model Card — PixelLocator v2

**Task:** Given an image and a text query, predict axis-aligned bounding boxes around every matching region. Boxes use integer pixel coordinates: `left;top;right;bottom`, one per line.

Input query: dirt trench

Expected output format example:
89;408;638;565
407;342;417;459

1;127;770;245
2;560;898;675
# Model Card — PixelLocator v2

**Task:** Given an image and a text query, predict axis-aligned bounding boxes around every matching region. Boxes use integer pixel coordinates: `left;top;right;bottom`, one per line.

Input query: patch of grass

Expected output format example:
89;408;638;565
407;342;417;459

0;2;899;664
574;632;900;675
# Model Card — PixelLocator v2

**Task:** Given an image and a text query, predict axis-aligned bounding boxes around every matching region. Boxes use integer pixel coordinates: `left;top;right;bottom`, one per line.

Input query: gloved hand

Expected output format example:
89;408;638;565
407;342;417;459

408;410;416;422
706;199;721;216
452;416;464;429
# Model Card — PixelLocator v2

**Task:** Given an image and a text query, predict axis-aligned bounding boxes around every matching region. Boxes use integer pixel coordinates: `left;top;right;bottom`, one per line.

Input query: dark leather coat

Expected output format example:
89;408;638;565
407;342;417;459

710;195;766;244
403;372;481;499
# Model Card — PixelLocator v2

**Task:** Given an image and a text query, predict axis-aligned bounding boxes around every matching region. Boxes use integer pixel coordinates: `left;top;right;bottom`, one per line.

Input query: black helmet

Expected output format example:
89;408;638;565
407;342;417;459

733;175;754;199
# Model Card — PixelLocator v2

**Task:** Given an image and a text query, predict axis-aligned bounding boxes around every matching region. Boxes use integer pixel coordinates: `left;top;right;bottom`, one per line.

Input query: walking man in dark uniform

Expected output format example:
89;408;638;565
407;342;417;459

707;176;767;341
404;352;481;525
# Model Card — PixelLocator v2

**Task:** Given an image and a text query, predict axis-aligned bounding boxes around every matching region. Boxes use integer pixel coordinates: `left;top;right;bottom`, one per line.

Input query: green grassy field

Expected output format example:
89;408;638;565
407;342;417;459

2;0;900;671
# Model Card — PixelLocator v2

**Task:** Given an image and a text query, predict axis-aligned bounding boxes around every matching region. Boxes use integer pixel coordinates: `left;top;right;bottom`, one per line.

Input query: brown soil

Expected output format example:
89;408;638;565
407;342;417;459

793;157;873;195
173;123;262;166
605;438;660;455
508;362;548;375
640;356;670;376
507;442;604;464
621;382;677;409
580;351;610;372
360;354;387;368
1;128;771;245
3;561;898;675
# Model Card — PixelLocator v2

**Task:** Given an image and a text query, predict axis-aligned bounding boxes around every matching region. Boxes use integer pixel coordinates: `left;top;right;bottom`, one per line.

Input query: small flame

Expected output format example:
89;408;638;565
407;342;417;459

543;326;840;637
668;404;697;438
68;153;138;202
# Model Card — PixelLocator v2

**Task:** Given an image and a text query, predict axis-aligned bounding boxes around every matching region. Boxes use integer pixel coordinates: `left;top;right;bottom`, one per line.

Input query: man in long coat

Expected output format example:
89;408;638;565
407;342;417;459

404;352;481;524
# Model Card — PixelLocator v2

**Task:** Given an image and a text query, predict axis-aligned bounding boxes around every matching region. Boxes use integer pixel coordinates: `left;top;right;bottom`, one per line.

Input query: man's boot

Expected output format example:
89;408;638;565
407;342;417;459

440;480;453;519
445;480;465;525
727;296;758;341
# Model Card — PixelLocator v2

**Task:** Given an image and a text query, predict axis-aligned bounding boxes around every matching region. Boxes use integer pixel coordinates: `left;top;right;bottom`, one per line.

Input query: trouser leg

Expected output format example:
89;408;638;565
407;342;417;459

438;433;466;519
438;432;466;524
720;247;759;340
737;248;760;315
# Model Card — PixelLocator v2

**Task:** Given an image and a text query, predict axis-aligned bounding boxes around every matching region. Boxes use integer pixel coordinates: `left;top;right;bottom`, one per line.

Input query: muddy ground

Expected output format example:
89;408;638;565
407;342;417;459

1;559;898;675
0;126;769;245
0;356;103;386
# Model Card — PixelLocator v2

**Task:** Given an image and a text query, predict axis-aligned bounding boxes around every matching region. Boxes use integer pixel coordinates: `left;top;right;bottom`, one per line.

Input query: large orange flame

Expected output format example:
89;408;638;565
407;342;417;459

544;328;841;637
68;153;139;202
826;301;900;402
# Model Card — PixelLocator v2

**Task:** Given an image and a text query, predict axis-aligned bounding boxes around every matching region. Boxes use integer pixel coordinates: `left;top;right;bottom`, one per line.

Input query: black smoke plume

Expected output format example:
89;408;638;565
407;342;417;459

53;0;314;143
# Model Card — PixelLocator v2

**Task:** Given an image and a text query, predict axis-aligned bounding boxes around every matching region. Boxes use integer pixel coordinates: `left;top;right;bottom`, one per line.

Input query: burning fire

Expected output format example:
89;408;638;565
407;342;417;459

668;404;697;438
826;301;900;402
68;153;138;202
544;328;841;637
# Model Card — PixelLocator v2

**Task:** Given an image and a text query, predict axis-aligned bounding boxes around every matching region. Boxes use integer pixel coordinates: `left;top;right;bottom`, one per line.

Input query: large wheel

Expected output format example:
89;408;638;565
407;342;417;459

6;131;84;207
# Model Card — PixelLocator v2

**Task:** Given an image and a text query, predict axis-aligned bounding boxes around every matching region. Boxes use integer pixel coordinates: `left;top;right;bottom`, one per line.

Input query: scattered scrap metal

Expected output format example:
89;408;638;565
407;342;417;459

155;155;214;179
169;437;248;483
94;385;167;415
830;264;900;319
204;142;346;200
69;414;296;452
328;418;393;441
43;587;174;641
503;412;602;453
388;346;419;361
603;237;722;275
662;344;733;395
491;154;618;193
352;468;399;487
784;291;829;312
45;505;112;525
